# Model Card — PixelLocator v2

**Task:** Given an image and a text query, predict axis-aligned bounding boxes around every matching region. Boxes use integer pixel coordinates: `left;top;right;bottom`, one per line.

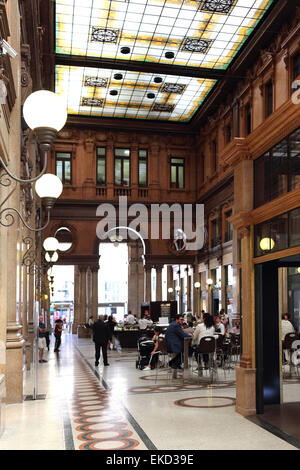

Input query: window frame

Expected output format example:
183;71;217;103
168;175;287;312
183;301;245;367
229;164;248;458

138;149;148;187
265;80;273;118
170;157;185;189
96;146;106;186
55;151;72;185
114;148;131;186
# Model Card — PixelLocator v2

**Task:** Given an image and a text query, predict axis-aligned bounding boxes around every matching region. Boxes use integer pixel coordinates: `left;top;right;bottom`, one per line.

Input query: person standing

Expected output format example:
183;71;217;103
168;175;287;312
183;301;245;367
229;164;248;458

54;319;63;352
38;315;48;363
92;315;111;366
126;311;136;325
107;315;117;350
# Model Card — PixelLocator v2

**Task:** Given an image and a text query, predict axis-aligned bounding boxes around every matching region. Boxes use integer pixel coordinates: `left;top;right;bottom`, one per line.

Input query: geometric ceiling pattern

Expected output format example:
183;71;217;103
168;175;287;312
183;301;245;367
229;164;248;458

55;0;274;122
55;65;217;121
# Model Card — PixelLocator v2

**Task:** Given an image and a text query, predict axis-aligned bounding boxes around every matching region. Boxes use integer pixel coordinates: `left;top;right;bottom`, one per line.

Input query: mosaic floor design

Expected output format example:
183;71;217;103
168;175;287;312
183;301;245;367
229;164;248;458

70;353;147;450
174;396;236;409
128;381;236;394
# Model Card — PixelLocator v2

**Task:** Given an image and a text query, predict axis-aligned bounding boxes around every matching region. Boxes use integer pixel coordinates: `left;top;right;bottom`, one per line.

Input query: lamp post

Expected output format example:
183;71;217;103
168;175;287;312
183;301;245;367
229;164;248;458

0;90;66;231
194;281;200;315
168;287;174;301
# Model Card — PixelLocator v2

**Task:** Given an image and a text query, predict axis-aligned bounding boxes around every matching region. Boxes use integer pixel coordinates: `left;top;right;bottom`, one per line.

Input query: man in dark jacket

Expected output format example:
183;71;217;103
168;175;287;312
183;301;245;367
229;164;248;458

165;314;192;369
92;315;111;366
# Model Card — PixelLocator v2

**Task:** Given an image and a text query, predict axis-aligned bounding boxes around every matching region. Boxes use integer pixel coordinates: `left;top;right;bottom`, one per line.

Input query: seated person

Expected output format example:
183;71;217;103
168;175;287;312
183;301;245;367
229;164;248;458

192;313;215;367
138;313;153;330
214;315;225;336
165;314;192;369
282;313;295;363
192;313;215;347
143;326;162;370
230;320;240;335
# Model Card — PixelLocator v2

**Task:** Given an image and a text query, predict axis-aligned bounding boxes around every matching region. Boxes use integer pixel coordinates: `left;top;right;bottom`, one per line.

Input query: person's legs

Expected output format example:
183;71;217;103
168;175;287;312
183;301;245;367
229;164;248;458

101;342;109;365
169;352;181;368
95;342;100;365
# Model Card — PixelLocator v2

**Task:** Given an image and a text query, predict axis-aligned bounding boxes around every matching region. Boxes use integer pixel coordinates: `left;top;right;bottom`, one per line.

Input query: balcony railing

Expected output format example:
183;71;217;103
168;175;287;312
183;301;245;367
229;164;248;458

96;187;107;196
114;187;132;197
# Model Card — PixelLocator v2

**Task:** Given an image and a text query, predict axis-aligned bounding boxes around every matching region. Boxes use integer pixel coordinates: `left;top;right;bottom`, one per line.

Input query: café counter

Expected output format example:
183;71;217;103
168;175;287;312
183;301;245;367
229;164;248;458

114;328;153;348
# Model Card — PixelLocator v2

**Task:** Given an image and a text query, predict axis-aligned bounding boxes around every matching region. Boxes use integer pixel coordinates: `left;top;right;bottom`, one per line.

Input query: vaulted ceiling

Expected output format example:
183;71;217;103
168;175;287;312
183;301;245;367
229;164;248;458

50;0;280;132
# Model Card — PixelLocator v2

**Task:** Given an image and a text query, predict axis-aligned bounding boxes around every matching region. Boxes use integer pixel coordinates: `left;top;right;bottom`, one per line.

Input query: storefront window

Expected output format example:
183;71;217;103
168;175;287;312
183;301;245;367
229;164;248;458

254;127;300;207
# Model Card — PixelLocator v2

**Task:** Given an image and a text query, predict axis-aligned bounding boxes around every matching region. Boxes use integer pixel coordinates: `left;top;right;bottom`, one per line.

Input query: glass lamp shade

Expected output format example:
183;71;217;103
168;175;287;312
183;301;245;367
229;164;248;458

23;90;67;132
45;251;58;263
194;281;201;289
35;174;63;199
259;237;275;251
43;237;59;252
168;287;173;293
175;286;181;292
206;278;213;286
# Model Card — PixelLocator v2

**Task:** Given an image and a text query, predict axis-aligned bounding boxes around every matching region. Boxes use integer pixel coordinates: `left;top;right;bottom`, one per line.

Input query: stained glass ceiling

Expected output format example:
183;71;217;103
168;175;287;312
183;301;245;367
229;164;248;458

55;0;274;122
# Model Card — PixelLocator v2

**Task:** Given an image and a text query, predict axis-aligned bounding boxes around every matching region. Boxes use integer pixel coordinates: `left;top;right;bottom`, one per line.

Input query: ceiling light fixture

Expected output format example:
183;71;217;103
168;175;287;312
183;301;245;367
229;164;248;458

120;47;130;54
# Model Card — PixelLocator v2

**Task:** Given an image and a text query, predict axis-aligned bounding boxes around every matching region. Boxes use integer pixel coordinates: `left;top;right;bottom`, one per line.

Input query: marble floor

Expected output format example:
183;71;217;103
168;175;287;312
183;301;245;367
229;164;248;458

0;333;299;451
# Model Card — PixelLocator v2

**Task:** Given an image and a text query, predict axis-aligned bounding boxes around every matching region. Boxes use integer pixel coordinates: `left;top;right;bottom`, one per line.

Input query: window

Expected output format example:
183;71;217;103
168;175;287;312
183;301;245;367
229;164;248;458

265;80;273;118
96;147;106;185
138;149;148;187
114;148;130;186
254;127;300;207
225;210;233;242
200;154;205;184
245;103;251;136
170;157;185;188
293;52;300;81
212;140;217;173
225;124;232;144
56;152;72;184
211;218;219;248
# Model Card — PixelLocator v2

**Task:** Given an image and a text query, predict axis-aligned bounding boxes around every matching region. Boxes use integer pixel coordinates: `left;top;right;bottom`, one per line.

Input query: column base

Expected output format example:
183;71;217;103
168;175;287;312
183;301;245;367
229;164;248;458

0;374;5;438
77;326;92;338
235;365;256;416
6;343;24;403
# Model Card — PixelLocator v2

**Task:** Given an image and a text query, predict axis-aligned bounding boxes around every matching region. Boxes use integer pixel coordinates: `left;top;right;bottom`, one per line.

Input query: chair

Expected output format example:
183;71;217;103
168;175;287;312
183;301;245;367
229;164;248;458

230;334;240;363
193;336;216;382
283;332;299;376
155;338;184;383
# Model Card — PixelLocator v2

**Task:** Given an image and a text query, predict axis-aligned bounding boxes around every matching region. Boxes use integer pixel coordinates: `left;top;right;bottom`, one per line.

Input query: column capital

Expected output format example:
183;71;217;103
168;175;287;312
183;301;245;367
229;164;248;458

90;265;99;273
78;265;89;273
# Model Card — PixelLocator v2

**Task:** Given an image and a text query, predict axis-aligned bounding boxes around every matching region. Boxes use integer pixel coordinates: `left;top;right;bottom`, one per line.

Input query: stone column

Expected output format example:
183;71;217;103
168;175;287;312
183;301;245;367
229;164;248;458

72;266;80;334
167;265;173;301
91;266;99;320
145;266;152;302
229;154;256;416
180;273;184;314
86;267;92;320
155;265;163;301
186;266;191;311
131;143;138;199
77;266;88;338
106;141;114;199
128;244;144;316
22;262;30;370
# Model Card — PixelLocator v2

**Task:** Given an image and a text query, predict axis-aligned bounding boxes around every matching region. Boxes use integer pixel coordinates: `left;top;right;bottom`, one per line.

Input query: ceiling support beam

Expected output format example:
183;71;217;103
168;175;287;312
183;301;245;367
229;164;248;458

55;54;226;80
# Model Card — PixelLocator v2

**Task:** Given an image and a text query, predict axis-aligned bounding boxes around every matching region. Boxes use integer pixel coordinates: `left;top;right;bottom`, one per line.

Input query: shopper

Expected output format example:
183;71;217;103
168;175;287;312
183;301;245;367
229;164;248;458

92;315;111;366
38;315;48;363
54;319;63;352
